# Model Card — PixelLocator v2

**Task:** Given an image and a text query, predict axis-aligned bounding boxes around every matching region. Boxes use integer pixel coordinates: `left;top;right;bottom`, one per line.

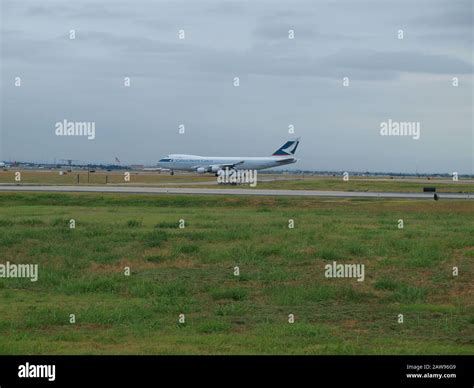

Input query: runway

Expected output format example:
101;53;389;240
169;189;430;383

0;184;472;199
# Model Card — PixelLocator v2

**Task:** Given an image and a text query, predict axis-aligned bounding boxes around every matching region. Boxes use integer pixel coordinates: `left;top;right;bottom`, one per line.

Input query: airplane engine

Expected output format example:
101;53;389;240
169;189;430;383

210;165;222;173
196;167;207;174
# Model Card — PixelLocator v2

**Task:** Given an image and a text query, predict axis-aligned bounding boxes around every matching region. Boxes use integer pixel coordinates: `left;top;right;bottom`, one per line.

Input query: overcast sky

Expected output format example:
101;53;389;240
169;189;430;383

1;0;473;173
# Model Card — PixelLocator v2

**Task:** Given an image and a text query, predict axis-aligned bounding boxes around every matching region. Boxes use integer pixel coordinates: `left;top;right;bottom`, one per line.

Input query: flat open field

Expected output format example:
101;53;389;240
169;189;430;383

0;170;215;186
0;192;472;354
1;170;473;193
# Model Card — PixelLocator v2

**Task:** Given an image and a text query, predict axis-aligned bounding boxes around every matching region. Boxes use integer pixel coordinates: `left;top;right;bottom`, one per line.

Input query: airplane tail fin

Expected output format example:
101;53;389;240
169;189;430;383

272;138;300;156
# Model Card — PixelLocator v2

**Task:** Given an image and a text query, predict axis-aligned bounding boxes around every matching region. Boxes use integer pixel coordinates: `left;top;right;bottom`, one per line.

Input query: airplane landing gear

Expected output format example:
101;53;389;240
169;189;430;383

170;170;174;176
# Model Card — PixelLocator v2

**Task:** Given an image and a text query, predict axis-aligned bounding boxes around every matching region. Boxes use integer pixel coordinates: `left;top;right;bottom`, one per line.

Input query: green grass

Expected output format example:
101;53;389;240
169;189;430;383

174;175;474;193
0;192;472;354
0;170;215;185
246;176;474;193
1;170;473;193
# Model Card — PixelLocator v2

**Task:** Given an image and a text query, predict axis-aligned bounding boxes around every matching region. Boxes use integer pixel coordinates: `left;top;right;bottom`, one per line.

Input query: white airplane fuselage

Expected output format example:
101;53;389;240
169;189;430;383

157;139;300;174
159;155;296;173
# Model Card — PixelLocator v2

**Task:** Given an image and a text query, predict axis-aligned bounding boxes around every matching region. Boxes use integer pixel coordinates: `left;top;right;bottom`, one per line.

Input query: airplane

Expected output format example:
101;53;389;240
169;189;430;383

157;139;300;175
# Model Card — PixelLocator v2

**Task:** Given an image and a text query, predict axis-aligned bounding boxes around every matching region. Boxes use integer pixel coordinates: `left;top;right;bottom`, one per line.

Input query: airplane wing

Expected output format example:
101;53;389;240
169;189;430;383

193;161;245;173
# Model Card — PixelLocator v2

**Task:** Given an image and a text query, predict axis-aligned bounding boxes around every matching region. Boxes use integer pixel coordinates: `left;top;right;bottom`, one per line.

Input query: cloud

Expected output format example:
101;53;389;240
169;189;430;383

321;49;474;75
414;4;473;29
24;3;133;19
253;23;318;40
4;26;472;83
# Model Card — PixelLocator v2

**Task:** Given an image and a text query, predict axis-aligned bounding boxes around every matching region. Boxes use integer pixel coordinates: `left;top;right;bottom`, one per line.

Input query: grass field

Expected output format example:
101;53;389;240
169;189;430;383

1;170;473;193
0;170;215;185
225;177;474;193
0;192;472;354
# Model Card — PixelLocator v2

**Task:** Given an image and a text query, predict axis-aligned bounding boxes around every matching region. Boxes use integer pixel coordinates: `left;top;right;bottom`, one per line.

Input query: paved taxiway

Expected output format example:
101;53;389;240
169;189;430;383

0;184;472;199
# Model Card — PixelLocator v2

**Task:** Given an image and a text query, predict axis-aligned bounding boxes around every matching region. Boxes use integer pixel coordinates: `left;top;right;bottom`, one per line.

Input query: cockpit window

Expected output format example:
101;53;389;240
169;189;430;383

159;158;171;162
